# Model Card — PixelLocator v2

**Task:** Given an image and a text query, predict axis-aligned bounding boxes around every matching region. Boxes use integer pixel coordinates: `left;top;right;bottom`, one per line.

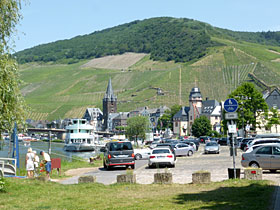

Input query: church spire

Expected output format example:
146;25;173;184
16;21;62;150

104;78;117;101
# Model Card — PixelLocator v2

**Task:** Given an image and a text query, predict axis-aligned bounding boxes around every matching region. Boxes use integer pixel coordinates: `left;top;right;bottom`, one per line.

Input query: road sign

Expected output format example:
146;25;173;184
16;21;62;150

228;124;237;133
224;98;238;113
225;112;238;120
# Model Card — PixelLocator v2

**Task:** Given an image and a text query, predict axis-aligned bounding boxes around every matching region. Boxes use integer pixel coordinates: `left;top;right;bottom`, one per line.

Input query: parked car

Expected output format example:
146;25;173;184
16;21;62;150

199;136;210;143
218;137;229;146
174;143;194;156
101;141;135;170
239;138;254;151
246;138;280;151
155;143;176;156
134;148;151;160
148;147;175;168
241;143;280;172
204;141;220;154
181;139;200;151
149;142;158;149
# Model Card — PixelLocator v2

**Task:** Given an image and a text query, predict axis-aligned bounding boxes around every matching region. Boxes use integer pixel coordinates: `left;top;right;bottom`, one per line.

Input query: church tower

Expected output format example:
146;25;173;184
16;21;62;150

102;78;117;131
188;87;203;133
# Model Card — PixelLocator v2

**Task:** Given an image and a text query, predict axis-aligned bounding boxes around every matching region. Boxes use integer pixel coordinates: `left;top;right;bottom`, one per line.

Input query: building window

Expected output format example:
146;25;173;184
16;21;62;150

215;116;218;120
175;122;178;127
190;116;192;120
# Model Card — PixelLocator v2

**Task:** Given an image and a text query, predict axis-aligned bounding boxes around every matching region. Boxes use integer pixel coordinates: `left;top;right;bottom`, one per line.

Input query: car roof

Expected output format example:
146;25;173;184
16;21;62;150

251;138;280;143
152;147;171;151
255;133;280;138
252;142;280;147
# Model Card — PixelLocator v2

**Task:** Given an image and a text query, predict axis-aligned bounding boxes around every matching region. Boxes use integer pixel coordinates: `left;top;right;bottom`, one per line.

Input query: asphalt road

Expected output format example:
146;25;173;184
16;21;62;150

60;145;280;185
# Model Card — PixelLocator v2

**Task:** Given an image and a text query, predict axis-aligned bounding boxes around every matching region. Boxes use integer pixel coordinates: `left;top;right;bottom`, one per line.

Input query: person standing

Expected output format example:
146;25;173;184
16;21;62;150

40;151;51;180
33;151;40;177
26;148;35;178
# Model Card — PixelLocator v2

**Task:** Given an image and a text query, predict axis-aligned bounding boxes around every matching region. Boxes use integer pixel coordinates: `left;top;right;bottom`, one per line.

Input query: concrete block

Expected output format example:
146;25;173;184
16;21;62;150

192;171;211;184
117;174;136;183
154;173;172;184
244;168;262;180
78;175;96;183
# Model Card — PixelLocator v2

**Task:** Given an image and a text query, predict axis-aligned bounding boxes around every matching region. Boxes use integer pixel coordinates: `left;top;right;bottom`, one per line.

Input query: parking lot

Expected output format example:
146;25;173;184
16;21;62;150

60;144;280;185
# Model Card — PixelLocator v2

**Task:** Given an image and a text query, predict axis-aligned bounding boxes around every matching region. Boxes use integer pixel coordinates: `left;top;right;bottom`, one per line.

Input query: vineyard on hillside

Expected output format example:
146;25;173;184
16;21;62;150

222;63;256;90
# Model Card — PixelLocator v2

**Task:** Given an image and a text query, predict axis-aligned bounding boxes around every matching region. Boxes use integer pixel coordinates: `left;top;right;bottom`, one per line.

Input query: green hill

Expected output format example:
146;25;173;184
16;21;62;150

16;17;280;120
14;17;280;64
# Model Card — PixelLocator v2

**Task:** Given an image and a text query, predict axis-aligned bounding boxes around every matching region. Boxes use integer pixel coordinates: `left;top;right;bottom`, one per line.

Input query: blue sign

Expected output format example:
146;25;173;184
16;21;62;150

224;98;238;113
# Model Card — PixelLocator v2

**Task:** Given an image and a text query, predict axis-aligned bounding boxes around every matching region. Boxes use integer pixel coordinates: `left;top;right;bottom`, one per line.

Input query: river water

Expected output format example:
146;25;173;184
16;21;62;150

0;140;97;168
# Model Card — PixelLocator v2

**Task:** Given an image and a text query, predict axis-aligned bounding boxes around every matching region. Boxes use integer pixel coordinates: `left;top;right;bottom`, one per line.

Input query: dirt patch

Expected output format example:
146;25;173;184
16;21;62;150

272;58;280;62
81;53;147;70
64;167;98;177
267;49;280;55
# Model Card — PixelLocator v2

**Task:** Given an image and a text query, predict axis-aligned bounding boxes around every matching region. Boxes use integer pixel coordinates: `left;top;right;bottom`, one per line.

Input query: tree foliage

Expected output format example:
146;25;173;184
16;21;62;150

0;0;27;135
14;17;280;65
225;82;268;131
14;17;216;64
191;116;212;137
157;105;181;130
126;116;150;142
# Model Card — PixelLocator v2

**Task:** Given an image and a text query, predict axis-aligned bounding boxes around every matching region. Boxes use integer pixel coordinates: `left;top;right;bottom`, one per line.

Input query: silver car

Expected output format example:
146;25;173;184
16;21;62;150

204;142;220;154
241;143;280;172
174;143;194;156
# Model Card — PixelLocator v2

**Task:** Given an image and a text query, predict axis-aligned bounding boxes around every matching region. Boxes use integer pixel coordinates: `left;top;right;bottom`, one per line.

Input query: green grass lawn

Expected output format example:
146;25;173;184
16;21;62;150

0;179;275;210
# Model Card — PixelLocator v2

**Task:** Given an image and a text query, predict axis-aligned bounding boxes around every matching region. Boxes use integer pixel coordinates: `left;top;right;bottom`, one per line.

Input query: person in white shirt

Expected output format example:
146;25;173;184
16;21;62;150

33;151;40;177
40;151;51;180
26;148;35;178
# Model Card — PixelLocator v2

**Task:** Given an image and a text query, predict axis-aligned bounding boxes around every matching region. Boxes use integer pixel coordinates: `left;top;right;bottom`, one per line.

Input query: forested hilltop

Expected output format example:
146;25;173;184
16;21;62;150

15;17;280;64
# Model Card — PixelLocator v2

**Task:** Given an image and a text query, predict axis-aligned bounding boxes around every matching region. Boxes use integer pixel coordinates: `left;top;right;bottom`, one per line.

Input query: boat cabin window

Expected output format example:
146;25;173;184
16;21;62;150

87;139;91;144
82;120;86;124
70;130;74;133
83;139;86;143
73;120;77;124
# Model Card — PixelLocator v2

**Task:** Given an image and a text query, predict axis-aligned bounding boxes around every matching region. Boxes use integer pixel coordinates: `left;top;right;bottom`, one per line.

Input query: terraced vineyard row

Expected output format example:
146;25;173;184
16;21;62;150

222;64;255;90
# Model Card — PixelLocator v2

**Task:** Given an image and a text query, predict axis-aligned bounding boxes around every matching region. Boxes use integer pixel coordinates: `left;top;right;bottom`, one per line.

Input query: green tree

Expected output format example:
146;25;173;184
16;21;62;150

0;0;27;138
157;105;181;131
265;108;280;133
225;82;268;132
191;116;212;137
126;116;150;144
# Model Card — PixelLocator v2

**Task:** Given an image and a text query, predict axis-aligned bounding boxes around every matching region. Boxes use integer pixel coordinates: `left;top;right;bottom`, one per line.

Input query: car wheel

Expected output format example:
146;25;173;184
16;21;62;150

131;164;135;169
249;162;259;168
135;154;142;160
171;164;175;168
217;151;220;154
148;164;153;169
270;169;277;173
188;150;193;156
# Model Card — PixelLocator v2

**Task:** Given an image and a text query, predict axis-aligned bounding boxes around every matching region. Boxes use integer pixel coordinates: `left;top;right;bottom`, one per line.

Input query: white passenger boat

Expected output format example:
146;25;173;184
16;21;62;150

64;119;96;152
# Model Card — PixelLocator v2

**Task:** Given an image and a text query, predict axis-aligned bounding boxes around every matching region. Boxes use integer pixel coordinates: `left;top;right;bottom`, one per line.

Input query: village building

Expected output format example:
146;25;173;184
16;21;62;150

173;87;222;136
173;106;190;136
82;108;103;131
256;88;280;134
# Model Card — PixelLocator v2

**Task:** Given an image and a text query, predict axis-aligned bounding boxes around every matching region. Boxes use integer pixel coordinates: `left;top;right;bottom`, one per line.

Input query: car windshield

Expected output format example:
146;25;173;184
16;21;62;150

206;142;218;146
152;149;170;154
109;142;133;151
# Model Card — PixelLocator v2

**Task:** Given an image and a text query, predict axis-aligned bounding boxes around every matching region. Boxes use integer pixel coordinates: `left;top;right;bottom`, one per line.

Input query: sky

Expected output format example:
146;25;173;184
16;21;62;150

14;0;280;52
